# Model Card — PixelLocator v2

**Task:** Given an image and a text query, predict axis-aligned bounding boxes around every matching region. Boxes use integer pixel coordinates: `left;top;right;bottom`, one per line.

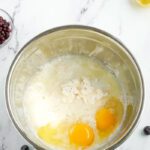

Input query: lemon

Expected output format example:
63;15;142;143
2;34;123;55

137;0;150;7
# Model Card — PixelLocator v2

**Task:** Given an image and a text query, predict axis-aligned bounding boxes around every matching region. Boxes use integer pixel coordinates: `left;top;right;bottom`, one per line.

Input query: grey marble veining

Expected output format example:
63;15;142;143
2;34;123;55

9;0;23;54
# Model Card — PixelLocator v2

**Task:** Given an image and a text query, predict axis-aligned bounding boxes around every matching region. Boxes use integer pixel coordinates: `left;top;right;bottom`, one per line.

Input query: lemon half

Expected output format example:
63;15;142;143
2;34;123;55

136;0;150;7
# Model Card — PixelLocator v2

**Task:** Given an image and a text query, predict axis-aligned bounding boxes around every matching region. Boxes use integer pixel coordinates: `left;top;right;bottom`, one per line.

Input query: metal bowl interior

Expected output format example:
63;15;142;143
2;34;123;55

6;25;144;150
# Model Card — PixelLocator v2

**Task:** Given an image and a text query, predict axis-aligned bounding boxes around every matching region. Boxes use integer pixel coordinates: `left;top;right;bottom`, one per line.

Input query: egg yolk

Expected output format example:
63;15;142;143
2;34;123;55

95;108;116;131
37;124;62;145
69;123;94;147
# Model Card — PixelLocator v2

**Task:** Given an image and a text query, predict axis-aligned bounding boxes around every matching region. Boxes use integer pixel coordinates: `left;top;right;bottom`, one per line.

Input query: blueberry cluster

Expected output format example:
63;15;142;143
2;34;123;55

0;16;11;45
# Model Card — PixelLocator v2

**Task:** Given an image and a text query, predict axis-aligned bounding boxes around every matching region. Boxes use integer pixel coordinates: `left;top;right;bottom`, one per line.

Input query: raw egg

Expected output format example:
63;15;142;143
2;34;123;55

37;124;63;145
95;97;124;138
96;108;116;131
69;123;94;147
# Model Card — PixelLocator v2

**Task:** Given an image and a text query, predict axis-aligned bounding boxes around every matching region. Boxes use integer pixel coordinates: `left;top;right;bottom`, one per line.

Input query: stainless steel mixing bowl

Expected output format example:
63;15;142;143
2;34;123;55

5;25;144;150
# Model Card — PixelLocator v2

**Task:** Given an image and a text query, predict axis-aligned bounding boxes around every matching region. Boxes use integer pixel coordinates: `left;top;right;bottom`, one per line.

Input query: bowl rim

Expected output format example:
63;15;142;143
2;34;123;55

0;8;14;48
5;25;144;150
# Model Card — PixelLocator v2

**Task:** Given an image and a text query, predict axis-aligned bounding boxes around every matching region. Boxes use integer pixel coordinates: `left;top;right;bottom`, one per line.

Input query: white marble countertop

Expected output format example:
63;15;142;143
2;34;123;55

0;0;150;149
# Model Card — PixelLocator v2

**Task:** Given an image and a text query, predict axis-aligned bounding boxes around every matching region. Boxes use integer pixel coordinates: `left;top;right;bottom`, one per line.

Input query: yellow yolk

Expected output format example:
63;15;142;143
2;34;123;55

37;124;63;145
69;123;94;147
95;108;116;131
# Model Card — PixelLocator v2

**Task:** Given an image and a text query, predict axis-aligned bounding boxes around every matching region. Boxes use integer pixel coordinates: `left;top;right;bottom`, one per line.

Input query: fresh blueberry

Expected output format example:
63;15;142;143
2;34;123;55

21;145;29;150
143;126;150;135
0;15;11;45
